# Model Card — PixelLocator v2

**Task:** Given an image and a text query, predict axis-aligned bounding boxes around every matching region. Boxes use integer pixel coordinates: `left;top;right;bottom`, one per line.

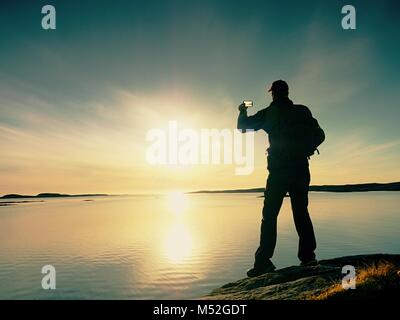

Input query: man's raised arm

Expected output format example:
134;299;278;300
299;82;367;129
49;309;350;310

237;103;266;132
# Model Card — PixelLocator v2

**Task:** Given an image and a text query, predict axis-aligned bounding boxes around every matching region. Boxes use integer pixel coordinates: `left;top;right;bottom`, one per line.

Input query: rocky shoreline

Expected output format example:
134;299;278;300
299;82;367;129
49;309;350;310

204;254;400;300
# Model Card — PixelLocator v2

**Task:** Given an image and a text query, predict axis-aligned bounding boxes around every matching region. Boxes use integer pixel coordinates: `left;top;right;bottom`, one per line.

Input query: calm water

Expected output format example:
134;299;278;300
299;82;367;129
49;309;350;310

0;192;399;299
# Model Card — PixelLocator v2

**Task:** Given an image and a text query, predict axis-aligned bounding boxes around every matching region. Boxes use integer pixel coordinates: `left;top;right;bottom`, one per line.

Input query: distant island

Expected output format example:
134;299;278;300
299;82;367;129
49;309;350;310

191;181;400;194
1;193;108;199
2;182;400;199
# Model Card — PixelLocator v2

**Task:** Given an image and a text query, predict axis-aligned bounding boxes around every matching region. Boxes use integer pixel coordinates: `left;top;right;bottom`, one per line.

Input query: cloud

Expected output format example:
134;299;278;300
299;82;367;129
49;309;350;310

312;132;400;184
0;83;245;194
0;2;398;194
289;23;375;110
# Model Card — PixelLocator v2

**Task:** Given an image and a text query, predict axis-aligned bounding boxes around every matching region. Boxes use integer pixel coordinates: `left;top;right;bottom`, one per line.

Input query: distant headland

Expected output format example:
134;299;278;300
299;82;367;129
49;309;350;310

1;182;399;199
0;193;108;199
191;181;400;194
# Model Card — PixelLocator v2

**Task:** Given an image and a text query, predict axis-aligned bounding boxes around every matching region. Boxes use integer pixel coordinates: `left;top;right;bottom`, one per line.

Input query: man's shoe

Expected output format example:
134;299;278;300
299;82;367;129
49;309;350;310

247;260;276;278
300;259;318;267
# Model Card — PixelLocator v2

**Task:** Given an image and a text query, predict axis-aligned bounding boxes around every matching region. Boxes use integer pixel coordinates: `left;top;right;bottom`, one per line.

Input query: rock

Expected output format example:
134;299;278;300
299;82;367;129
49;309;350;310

203;254;400;300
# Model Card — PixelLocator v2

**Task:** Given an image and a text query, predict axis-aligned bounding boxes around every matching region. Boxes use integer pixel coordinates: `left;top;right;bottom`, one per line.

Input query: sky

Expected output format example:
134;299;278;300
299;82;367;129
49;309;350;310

0;0;399;195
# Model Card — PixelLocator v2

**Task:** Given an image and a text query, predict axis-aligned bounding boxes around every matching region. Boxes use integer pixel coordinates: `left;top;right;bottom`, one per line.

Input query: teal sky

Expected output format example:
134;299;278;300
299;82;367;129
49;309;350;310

0;0;399;194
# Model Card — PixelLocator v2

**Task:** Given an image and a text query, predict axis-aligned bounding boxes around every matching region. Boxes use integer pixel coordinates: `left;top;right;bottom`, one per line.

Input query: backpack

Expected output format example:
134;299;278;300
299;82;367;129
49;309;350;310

302;117;325;157
274;106;325;159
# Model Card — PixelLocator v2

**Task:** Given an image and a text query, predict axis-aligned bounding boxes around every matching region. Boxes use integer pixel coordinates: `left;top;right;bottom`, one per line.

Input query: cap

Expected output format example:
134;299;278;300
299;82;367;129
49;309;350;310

268;80;289;93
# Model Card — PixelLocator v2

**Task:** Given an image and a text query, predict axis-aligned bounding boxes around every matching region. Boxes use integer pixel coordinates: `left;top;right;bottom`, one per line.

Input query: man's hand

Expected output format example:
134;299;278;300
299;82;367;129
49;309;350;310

238;103;247;112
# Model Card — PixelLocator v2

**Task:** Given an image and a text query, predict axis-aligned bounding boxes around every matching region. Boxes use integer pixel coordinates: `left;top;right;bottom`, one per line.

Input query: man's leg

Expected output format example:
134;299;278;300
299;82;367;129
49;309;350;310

254;172;287;267
289;168;317;262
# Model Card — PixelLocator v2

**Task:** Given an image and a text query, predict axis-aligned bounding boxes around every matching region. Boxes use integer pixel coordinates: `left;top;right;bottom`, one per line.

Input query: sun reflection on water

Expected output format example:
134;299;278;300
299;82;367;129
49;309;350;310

164;222;193;263
167;191;188;216
163;192;194;263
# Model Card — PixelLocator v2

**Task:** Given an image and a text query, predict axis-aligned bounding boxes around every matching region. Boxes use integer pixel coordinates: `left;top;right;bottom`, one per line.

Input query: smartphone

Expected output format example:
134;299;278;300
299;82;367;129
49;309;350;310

243;100;253;108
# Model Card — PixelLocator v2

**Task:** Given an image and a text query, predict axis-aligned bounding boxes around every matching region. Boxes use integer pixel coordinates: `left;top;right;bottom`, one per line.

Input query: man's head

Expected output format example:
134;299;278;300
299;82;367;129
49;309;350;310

268;80;289;100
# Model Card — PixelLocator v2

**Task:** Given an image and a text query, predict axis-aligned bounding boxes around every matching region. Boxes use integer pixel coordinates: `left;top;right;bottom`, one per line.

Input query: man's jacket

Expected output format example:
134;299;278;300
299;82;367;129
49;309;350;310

237;97;313;171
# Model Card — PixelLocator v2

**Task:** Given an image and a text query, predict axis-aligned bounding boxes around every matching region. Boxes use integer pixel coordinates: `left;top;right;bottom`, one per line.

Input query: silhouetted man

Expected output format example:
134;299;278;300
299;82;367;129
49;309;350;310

238;80;320;277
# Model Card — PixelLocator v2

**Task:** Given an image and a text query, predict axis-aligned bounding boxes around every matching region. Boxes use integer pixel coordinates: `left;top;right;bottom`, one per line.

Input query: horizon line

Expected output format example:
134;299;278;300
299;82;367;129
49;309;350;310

1;180;400;198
